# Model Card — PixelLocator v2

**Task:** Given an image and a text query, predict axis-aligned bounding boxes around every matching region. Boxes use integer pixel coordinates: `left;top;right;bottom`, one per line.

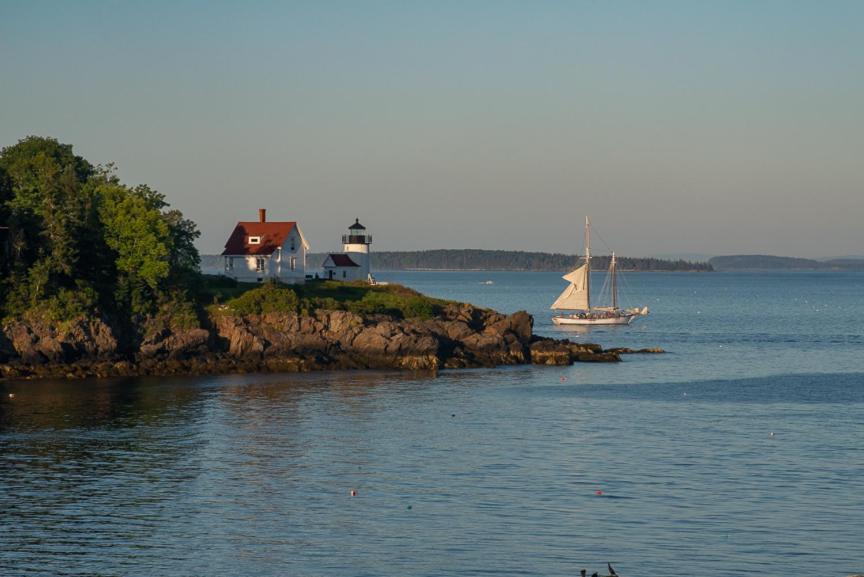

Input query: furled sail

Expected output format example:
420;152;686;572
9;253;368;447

550;264;589;310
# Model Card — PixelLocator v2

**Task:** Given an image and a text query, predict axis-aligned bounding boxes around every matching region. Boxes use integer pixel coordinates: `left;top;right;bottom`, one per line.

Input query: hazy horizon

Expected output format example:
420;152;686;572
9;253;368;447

2;1;862;258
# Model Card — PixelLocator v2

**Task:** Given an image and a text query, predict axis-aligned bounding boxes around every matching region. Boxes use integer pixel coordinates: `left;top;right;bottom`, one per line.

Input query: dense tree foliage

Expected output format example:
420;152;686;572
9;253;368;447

0;136;200;322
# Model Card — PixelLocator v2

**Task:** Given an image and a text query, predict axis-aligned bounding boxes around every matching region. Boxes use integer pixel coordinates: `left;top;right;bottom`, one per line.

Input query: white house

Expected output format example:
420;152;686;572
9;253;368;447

322;218;373;282
221;209;309;284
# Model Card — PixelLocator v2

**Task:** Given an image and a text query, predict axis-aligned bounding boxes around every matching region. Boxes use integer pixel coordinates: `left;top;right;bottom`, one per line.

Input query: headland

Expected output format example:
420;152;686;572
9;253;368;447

1;279;661;381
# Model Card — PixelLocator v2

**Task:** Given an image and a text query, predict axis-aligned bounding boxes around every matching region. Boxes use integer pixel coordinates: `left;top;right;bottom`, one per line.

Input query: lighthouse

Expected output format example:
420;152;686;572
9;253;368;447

342;218;371;280
322;218;375;282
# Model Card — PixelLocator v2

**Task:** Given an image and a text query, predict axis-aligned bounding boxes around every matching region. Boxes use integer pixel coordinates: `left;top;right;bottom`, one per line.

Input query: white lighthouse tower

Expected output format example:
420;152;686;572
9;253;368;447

342;218;372;281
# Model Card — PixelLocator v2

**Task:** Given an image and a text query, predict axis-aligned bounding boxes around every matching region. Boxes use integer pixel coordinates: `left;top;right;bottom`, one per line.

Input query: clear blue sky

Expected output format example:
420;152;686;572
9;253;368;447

1;1;862;257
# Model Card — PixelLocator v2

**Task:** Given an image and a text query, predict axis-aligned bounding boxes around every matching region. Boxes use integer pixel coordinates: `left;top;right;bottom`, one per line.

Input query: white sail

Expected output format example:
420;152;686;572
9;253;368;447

551;264;589;310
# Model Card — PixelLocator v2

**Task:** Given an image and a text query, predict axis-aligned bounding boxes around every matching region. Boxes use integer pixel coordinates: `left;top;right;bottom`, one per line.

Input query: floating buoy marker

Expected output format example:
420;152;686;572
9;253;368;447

560;376;568;382
350;489;357;497
595;490;603;496
769;432;775;437
8;393;14;399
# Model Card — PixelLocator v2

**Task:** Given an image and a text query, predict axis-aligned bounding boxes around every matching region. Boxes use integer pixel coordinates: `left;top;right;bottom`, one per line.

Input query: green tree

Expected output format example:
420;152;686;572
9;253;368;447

98;184;171;292
0;136;95;309
164;208;201;280
1;135;202;324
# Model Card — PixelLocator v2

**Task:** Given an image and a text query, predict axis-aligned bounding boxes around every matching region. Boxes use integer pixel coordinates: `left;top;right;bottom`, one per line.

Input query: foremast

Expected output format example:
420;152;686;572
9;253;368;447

584;216;591;311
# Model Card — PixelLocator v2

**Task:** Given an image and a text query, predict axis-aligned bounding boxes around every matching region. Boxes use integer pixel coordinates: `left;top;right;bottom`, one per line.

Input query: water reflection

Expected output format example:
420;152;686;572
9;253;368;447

2;363;863;576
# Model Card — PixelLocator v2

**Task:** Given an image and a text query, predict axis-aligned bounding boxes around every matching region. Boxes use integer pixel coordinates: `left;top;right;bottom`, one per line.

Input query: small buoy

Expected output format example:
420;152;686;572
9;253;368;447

595;490;603;496
350;489;357;497
451;413;456;417
406;505;413;510
683;392;687;397
560;376;568;382
769;432;775;437
8;393;14;399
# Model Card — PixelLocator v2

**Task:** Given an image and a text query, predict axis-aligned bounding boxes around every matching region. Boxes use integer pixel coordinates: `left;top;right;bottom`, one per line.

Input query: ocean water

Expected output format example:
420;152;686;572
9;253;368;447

1;271;863;577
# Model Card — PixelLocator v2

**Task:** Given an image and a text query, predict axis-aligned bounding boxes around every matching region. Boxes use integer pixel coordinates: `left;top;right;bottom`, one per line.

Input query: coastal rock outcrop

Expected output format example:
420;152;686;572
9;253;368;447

0;301;651;380
139;326;212;360
1;316;118;365
210;304;531;371
529;337;619;364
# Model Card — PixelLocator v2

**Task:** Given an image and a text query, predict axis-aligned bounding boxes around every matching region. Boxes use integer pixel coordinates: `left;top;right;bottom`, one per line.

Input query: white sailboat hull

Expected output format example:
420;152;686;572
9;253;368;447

552;313;636;326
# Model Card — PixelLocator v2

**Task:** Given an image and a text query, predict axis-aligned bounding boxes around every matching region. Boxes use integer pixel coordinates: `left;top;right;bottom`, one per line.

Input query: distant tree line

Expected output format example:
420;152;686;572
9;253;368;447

709;255;864;271
301;250;714;272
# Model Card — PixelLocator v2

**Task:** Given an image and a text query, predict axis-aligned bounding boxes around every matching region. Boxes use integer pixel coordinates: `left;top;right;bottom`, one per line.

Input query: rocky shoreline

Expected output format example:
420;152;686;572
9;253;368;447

0;302;662;381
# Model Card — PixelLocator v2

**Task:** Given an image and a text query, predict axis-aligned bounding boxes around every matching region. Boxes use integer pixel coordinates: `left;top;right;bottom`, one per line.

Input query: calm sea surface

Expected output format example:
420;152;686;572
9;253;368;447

2;271;863;577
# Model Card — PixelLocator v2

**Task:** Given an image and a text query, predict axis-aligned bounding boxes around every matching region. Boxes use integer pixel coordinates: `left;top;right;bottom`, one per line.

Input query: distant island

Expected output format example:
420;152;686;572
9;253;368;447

203;250;713;273
709;255;864;271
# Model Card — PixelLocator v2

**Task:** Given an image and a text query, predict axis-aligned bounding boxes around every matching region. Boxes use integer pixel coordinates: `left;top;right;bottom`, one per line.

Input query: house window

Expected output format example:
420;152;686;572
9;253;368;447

224;256;234;271
256;257;265;272
290;256;296;271
290;237;296;251
248;236;261;245
342;270;347;279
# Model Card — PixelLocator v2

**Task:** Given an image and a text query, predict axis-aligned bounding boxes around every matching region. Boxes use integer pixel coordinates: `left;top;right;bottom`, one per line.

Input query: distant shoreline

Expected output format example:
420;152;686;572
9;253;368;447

377;268;709;273
709;254;864;271
201;250;714;273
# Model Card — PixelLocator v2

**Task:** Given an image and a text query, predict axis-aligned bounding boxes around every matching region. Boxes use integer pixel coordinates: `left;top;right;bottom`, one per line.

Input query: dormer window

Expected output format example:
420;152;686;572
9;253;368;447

248;236;261;245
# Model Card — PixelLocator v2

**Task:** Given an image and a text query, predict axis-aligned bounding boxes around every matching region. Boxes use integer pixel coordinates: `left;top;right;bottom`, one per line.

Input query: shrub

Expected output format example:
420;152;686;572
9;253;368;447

347;292;404;318
224;282;299;315
27;284;100;324
160;295;200;331
402;296;436;320
301;296;341;315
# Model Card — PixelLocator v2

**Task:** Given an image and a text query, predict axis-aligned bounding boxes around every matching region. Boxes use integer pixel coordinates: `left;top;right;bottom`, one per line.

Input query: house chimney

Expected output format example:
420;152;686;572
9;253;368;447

259;208;266;223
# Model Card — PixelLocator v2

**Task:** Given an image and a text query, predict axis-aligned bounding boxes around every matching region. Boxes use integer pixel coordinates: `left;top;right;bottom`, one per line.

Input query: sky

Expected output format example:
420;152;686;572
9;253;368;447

1;1;862;258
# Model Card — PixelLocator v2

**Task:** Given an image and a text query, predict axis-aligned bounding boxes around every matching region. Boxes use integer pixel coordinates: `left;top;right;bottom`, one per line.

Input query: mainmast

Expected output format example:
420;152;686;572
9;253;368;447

610;252;618;310
584;216;591;310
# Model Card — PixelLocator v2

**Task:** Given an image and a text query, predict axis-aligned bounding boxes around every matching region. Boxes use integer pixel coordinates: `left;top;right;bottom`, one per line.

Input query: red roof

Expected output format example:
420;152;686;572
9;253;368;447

325;253;359;267
222;221;297;256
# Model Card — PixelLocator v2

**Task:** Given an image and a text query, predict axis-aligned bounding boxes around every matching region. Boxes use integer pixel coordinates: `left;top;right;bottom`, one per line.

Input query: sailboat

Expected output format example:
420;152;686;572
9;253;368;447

551;217;649;326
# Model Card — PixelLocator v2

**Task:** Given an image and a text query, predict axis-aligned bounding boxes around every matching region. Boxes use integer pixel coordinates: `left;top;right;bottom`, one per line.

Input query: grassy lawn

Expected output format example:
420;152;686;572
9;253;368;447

201;275;451;320
199;274;260;303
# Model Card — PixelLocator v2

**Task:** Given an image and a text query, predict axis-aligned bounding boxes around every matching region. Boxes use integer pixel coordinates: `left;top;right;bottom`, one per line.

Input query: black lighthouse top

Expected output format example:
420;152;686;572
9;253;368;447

343;218;371;245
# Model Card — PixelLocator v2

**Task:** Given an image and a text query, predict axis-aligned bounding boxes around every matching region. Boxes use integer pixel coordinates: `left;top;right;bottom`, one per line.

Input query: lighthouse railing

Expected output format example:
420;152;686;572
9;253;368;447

343;234;371;244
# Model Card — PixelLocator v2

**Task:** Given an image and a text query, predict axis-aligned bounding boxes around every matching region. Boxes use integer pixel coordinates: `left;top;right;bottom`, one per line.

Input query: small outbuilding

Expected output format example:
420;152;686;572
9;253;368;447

322;253;361;280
